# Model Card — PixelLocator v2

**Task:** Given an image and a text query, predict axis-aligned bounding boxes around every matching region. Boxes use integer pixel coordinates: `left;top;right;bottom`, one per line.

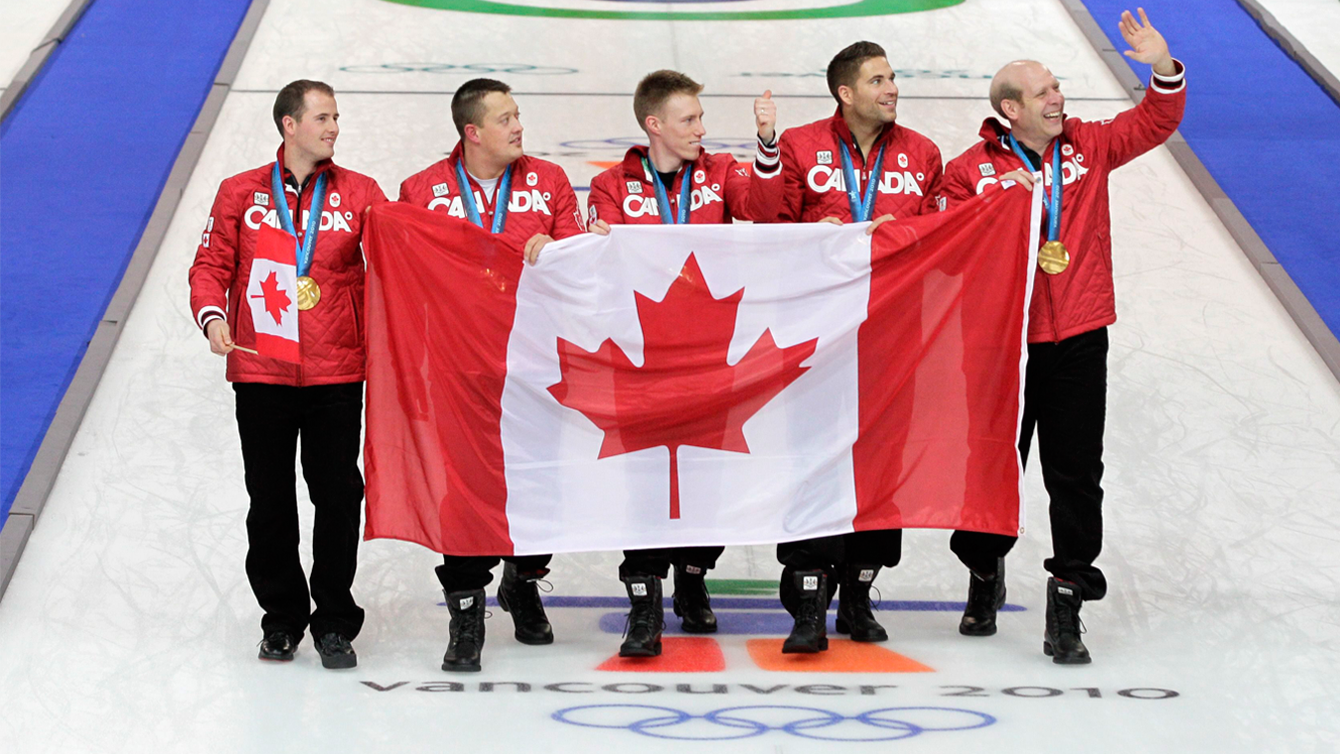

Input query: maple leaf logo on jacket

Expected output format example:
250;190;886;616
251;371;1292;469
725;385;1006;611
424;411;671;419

547;254;817;519
253;270;292;325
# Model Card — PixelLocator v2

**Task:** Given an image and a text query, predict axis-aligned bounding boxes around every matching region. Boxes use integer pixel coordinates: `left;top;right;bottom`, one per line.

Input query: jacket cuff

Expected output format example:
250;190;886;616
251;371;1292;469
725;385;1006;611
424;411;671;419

754;135;781;178
196;305;226;333
1149;59;1185;94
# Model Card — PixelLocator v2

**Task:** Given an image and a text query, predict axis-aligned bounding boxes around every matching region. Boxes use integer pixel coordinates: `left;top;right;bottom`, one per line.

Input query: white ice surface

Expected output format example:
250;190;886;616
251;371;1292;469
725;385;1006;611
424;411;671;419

2;0;1340;751
0;0;70;91
1255;0;1340;83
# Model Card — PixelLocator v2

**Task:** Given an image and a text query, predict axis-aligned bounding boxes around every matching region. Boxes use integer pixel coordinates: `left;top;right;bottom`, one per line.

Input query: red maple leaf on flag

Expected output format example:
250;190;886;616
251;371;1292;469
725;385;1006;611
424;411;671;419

548;254;818;519
253;270;291;325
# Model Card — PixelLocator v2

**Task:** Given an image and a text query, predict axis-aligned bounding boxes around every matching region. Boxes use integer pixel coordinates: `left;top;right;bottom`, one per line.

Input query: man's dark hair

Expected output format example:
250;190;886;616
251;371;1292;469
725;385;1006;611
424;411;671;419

273;80;336;136
451;78;512;138
826;41;887;104
633;70;704;132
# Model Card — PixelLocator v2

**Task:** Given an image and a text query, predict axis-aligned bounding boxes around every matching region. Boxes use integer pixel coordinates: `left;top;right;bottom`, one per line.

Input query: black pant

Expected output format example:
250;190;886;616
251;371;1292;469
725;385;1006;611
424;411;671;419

620;546;725;580
236;381;366;640
777;529;902;572
436;553;552;594
950;327;1108;600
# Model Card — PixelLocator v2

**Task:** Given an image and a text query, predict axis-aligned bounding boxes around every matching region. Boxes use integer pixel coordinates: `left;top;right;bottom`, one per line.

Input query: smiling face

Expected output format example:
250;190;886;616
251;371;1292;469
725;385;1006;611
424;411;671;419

839;56;899;125
467;91;525;167
998;61;1065;149
284;90;339;163
647;92;706;164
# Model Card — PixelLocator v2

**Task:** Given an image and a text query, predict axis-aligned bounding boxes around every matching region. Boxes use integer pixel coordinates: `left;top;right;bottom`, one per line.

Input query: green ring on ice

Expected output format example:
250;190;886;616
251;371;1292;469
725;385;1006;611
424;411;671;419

381;0;962;22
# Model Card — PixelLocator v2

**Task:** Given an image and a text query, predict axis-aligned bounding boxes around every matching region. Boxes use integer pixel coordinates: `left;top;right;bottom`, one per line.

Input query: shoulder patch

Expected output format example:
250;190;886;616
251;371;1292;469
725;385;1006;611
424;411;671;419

816;150;833;165
526;172;538;187
897;153;909;168
253;191;269;206
978;163;996;177
328;192;342;208
626;181;643;194
432;182;450;197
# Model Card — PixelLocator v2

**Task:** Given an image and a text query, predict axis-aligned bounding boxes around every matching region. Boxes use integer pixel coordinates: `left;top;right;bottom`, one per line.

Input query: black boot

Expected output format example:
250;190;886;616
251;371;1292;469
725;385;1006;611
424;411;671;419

672;564;717;634
959;557;1006;637
1043;577;1091;665
497;562;554;645
780;565;838;617
835;564;888;642
782;569;829;654
619;575;664;657
442;589;486;672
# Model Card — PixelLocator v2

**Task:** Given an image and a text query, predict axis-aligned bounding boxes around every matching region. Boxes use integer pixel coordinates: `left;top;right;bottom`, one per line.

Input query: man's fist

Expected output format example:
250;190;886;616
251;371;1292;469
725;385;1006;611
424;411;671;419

754;90;777;144
206;319;234;356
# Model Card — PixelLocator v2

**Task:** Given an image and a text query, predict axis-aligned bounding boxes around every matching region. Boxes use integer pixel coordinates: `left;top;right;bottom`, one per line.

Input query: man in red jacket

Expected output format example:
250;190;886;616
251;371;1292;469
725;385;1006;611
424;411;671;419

940;9;1186;664
398;78;584;672
753;41;944;654
586;69;782;657
189;80;387;669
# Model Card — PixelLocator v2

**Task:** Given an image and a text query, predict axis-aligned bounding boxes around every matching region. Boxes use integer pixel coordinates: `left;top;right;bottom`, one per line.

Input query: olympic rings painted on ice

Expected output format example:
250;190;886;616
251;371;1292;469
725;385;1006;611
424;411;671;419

552;704;996;741
339;63;578;75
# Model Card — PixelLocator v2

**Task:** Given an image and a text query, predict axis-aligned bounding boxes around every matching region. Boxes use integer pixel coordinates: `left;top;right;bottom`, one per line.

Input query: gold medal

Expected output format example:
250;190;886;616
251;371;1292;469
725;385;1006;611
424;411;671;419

296;276;321;310
1038;240;1070;275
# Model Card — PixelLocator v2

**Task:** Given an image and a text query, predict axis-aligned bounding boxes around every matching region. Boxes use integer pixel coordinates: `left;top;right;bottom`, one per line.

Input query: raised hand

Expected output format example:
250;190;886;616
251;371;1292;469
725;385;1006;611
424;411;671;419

754;90;777;144
1119;8;1175;75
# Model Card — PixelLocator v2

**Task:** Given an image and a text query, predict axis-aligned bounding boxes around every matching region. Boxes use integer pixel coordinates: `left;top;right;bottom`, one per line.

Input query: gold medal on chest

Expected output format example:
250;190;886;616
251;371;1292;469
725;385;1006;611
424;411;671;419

296;276;322;310
1038;241;1070;275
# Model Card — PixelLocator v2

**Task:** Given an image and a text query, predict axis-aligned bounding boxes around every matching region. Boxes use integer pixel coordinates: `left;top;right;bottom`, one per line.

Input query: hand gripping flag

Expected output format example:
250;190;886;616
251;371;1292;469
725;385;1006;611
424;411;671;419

243;223;300;363
363;185;1039;556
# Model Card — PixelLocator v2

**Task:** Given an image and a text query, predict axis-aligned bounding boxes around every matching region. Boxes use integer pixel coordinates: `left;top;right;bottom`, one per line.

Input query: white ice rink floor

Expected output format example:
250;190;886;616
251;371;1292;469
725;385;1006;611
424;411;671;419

3;0;1340;751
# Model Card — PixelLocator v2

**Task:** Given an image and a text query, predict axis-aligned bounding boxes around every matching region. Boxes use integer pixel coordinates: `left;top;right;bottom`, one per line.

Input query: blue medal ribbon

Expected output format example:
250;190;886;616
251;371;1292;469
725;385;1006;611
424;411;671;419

270;162;327;277
642;157;692;225
838;141;886;222
455;159;514;234
1007;134;1063;243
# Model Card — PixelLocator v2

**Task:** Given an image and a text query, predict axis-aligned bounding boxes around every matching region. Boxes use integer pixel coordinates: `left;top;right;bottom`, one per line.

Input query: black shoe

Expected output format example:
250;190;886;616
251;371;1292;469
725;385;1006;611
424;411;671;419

443;589;486;672
959;557;1006;637
497;562;554;645
619;575;664;657
314;632;357;670
1043;577;1091;665
782;569;829;654
258;630;298;662
672;564;717;634
835;564;888;642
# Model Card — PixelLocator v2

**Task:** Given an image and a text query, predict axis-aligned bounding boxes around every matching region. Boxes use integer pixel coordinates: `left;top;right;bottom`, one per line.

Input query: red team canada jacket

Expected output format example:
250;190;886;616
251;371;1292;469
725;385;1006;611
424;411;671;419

397;143;585;246
586;144;782;226
757;108;944;223
941;63;1187;343
189;146;388;385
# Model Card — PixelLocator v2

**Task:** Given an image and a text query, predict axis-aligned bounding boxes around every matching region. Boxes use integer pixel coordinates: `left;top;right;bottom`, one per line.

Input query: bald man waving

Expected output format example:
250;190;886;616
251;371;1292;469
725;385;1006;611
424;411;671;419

939;8;1186;664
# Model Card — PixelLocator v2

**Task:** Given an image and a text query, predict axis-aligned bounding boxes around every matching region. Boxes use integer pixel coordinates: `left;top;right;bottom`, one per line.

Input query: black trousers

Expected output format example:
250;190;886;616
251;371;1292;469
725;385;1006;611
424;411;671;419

436;553;553;594
620;546;725;580
950;327;1109;601
777;529;903;572
236;381;366;640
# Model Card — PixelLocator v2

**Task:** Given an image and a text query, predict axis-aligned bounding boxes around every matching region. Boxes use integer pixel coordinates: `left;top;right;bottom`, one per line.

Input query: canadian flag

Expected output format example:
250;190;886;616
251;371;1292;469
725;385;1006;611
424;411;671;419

363;185;1039;556
244;224;300;363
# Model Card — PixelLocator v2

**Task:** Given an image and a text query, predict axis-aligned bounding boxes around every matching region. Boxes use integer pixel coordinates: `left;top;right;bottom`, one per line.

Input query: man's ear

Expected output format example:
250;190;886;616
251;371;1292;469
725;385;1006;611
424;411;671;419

643;115;662;138
837;84;855;108
1000;99;1022;122
282;114;298;137
464;122;480;145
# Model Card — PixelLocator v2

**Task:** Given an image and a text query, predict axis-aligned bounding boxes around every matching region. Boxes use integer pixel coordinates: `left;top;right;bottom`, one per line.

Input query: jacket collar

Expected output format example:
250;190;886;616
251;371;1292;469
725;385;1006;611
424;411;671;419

274;144;334;191
828;106;897;159
619;144;702;183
